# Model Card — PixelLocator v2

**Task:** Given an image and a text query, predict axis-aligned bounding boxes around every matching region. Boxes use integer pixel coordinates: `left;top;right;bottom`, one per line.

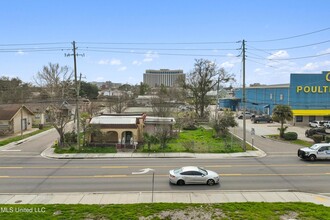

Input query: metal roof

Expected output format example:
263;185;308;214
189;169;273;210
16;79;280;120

90;115;138;125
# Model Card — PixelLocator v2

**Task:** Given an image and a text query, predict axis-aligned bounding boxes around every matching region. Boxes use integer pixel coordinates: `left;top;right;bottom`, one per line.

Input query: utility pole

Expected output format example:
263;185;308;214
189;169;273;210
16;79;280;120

73;41;80;150
242;39;247;151
65;41;84;150
215;73;220;117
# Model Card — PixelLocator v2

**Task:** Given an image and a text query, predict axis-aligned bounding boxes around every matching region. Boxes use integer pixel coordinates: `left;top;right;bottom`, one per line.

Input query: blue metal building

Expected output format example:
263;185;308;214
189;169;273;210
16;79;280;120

220;71;330;126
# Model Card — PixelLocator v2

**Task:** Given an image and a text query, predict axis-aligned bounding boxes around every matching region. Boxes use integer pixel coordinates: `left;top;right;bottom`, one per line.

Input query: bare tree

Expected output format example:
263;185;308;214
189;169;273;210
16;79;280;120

46;102;72;146
34;63;74;147
151;85;172;117
183;59;235;118
111;94;129;113
34;63;73;100
154;124;171;149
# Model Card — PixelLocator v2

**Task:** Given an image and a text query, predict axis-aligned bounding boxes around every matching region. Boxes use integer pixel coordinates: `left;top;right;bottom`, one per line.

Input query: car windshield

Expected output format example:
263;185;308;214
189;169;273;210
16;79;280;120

310;145;320;150
198;167;208;175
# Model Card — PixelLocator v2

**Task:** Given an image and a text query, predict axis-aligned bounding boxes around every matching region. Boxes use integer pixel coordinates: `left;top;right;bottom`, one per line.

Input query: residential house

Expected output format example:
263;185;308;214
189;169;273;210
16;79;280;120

0;104;34;134
88;113;176;147
88;113;146;147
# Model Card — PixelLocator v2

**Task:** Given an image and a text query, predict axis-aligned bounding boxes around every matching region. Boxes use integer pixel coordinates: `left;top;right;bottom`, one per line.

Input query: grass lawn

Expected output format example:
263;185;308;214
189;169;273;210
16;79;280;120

138;128;252;153
267;134;314;147
54;146;117;154
0;203;329;220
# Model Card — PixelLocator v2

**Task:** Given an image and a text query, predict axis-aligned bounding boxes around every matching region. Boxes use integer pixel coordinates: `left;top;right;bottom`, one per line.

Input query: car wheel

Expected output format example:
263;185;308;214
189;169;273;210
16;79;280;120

177;179;185;185
207;179;215;186
309;155;316;161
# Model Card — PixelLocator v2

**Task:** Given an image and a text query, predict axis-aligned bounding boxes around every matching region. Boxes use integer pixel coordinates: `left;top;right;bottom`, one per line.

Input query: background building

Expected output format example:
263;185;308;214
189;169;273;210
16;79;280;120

221;71;330;126
143;69;185;87
234;84;290;115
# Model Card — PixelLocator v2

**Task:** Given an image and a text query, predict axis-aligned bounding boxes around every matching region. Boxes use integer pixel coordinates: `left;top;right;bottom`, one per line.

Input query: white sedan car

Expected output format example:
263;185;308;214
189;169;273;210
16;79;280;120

169;166;220;186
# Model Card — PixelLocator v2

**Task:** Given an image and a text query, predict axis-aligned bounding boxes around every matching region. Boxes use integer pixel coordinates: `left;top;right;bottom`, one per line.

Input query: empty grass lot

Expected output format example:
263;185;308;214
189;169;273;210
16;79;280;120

138;127;251;153
0;203;329;220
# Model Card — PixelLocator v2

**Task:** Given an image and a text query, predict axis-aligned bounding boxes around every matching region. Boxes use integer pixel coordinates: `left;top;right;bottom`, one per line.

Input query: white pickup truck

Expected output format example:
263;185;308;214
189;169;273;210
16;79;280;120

298;143;330;161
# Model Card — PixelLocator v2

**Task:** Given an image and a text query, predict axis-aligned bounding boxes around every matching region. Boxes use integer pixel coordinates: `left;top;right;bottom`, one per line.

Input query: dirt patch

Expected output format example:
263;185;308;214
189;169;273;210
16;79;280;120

139;207;226;220
280;211;299;220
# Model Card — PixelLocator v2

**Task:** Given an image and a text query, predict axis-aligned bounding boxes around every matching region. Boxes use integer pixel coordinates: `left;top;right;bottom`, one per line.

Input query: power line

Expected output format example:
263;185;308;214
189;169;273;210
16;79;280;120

248;39;330;51
0;48;72;53
269;52;330;61
245;57;280;70
248;27;330;42
0;42;70;46
80;46;239;51
81;48;234;57
78;41;239;45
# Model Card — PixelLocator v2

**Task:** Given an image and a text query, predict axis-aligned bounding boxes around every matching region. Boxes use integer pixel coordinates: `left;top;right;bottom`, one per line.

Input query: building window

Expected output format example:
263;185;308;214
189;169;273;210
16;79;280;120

296;116;303;122
270;94;272;100
309;116;316;122
280;94;283;100
324;116;330;121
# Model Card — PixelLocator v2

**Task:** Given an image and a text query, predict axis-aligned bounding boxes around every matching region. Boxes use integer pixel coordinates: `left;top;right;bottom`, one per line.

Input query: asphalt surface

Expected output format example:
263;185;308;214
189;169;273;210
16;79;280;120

0;120;330;206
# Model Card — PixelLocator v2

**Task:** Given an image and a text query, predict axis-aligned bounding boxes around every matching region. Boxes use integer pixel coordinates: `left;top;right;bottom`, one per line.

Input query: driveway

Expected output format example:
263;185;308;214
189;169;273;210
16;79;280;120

231;119;314;156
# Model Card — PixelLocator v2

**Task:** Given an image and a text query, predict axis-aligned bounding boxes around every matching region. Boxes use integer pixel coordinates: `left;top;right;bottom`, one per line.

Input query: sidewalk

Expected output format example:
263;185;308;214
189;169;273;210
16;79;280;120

1;191;329;206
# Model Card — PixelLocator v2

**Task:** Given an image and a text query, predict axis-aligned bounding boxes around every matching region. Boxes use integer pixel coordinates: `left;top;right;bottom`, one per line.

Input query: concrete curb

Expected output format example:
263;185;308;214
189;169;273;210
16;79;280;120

41;147;266;159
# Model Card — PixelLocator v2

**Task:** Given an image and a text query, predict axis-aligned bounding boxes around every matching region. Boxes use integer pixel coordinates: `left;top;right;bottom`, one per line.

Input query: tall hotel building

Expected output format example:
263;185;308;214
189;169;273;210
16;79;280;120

143;69;185;87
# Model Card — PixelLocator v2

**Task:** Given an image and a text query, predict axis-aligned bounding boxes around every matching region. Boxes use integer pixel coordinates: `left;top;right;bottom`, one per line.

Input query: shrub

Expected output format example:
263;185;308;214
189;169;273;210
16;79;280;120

283;132;298;140
312;134;323;143
64;131;77;144
325;136;330;143
182;125;197;130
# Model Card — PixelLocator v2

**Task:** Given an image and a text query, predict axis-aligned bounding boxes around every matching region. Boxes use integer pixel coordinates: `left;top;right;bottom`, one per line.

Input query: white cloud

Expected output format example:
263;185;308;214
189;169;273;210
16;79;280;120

118;66;127;71
254;68;262;73
226;53;236;58
318;48;330;55
302;60;330;71
132;60;142;65
143;51;159;62
220;61;234;69
302;62;319;71
267;50;290;60
98;58;122;65
98;59;110;65
143;58;153;62
16;50;25;55
110;59;121;65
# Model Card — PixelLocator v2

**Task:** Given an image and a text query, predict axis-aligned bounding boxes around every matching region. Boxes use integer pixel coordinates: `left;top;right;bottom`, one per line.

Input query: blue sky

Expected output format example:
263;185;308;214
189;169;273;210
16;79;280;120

1;0;330;86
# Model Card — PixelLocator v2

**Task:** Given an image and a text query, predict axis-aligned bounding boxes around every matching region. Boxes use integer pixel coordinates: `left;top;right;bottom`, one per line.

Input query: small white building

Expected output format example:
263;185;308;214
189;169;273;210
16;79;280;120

0;104;34;134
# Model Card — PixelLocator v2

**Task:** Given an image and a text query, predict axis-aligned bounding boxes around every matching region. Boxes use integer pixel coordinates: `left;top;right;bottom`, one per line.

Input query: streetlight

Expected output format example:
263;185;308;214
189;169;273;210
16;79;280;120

132;168;155;203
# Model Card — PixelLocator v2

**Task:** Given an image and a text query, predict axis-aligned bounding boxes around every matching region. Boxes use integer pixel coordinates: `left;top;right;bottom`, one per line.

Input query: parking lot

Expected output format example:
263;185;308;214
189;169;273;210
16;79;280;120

235;118;312;142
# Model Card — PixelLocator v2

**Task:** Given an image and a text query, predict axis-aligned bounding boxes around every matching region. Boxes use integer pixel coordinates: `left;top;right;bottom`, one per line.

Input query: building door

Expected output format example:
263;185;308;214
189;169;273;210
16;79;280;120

21;119;27;131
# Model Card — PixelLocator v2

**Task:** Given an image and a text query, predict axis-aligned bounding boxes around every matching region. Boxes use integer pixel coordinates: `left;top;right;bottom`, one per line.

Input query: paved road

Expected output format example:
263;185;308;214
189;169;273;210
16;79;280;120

0;120;329;203
0;150;329;194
